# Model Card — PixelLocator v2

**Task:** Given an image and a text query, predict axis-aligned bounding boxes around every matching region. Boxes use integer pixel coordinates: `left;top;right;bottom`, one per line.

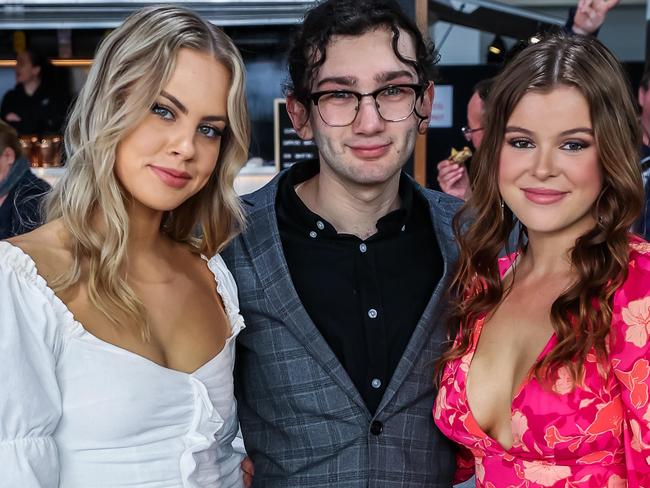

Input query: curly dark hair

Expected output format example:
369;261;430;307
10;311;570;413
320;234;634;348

438;33;644;386
285;0;437;110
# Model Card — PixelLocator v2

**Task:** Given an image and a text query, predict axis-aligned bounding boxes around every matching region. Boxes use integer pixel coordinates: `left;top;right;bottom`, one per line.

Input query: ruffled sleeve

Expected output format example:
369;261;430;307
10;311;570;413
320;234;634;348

0;242;65;487
207;253;245;337
609;240;650;487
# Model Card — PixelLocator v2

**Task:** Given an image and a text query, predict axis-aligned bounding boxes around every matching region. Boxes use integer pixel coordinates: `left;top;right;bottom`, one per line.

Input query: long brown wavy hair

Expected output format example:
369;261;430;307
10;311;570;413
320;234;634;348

438;34;644;385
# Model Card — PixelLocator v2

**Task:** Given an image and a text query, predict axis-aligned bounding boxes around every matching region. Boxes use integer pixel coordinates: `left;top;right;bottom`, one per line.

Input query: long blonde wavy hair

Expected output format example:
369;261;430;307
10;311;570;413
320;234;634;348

46;5;250;339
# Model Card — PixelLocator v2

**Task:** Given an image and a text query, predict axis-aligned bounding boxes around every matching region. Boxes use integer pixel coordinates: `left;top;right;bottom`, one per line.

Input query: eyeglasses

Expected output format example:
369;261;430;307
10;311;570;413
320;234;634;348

461;125;483;142
309;83;426;127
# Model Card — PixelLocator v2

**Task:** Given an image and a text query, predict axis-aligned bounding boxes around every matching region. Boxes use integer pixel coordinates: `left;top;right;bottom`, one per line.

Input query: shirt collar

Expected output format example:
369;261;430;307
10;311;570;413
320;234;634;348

278;159;415;238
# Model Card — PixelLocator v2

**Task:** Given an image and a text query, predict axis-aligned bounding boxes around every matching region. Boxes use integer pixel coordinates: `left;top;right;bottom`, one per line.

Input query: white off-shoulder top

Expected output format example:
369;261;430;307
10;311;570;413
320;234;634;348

0;241;246;488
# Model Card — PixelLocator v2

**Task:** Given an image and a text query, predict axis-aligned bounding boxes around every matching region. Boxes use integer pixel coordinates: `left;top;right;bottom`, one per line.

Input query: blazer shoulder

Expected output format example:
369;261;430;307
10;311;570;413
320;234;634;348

239;173;282;211
418;186;463;211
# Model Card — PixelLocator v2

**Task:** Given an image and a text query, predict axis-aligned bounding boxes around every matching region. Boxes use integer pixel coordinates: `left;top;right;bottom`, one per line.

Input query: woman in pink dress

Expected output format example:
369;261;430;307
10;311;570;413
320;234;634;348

434;34;650;487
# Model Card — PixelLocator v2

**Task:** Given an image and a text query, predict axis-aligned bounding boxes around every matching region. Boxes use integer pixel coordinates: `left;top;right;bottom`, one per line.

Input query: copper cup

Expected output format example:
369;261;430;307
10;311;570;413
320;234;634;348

39;136;63;167
18;135;40;167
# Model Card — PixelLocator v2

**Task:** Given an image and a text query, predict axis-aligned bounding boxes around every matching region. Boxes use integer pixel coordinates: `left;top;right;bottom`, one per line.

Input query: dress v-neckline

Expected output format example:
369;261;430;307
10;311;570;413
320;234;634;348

463;315;557;452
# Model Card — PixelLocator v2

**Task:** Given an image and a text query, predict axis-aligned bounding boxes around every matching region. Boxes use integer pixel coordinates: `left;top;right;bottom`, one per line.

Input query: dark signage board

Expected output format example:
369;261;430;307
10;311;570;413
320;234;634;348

274;98;319;171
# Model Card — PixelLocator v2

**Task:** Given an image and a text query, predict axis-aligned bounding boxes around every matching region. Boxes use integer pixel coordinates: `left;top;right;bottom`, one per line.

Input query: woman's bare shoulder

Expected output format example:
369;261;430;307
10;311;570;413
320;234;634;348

7;220;75;282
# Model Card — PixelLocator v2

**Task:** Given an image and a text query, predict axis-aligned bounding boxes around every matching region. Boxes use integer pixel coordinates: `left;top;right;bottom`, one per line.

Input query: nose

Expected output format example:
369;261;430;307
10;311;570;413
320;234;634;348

531;144;556;180
352;95;384;134
168;125;196;161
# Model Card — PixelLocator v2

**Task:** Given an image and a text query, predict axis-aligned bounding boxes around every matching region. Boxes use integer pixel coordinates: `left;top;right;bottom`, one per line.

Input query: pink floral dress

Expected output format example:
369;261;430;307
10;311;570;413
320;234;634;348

434;238;650;487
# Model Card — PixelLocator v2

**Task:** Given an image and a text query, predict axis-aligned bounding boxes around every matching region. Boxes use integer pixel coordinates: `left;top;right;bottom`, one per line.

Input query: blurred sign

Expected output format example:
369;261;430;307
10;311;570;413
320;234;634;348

274;98;318;171
428;84;453;128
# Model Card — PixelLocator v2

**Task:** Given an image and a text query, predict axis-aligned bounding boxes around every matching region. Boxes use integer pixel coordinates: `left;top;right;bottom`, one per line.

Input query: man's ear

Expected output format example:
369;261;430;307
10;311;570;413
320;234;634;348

421;81;434;120
286;95;314;141
415;82;434;134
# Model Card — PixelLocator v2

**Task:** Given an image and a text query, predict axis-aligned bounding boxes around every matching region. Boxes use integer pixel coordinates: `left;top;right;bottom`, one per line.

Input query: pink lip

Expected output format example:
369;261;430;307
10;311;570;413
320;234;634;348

348;143;390;159
522;187;568;204
149;165;192;189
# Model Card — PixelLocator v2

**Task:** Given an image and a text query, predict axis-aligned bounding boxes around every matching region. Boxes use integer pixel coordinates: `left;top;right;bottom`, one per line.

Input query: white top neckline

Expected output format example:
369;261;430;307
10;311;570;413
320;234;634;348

0;240;243;377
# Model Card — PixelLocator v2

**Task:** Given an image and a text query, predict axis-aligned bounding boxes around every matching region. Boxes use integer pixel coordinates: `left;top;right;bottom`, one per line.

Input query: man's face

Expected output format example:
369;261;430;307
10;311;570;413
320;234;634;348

466;91;484;149
15;52;40;86
288;27;432;189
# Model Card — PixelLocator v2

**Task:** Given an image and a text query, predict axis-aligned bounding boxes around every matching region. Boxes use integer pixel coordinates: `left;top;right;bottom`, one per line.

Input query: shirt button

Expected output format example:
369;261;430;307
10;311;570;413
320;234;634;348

371;378;381;389
359;243;367;253
309;231;317;238
316;220;325;230
368;308;378;319
370;420;383;436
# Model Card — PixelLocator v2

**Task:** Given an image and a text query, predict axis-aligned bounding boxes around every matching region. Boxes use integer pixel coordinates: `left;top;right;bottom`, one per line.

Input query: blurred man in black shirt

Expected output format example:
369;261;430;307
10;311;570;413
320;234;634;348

1;50;68;136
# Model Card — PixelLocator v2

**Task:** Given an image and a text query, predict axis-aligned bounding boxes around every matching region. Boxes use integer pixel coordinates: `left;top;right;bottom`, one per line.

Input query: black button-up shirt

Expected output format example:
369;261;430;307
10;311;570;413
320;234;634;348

276;160;443;413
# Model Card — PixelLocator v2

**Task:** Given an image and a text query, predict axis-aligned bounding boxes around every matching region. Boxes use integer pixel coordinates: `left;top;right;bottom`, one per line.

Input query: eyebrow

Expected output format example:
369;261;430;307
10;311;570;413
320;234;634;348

315;70;417;90
160;91;227;123
315;76;357;88
375;70;416;84
505;126;594;136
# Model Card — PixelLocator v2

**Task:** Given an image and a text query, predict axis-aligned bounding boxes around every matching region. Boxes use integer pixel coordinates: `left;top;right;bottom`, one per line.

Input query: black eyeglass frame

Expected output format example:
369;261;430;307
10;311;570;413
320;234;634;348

308;83;428;127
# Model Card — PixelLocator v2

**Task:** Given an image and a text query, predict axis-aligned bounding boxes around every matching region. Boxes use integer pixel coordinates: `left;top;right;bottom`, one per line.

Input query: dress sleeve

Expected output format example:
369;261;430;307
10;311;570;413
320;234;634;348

609;244;650;486
0;253;64;487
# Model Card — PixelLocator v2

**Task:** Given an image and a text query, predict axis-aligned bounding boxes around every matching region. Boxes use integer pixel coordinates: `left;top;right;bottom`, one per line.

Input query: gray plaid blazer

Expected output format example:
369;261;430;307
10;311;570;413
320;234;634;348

221;171;461;487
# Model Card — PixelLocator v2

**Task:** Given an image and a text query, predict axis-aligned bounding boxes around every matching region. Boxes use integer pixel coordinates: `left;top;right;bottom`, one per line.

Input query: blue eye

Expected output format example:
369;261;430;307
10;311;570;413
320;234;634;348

198;124;223;139
330;91;353;99
561;141;588;151
152;103;174;120
382;86;404;97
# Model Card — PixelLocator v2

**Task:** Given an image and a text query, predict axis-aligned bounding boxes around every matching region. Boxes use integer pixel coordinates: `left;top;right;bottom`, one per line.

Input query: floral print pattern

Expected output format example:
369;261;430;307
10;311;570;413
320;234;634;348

434;236;650;487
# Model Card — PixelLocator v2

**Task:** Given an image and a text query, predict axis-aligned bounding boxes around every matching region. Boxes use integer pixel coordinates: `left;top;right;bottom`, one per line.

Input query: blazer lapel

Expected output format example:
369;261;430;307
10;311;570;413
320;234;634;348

376;187;460;413
240;177;370;417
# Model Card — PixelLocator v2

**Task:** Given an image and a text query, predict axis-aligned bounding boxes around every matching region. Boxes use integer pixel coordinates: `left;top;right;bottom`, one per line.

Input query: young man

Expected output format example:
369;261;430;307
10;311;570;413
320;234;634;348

221;1;460;485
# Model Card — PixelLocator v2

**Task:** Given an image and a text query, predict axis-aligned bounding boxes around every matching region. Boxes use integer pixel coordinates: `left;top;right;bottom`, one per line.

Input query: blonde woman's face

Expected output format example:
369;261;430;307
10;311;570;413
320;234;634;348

114;48;230;213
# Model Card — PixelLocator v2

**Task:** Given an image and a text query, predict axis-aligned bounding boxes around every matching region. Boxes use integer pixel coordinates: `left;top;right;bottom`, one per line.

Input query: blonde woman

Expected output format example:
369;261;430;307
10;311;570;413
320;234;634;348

0;6;250;487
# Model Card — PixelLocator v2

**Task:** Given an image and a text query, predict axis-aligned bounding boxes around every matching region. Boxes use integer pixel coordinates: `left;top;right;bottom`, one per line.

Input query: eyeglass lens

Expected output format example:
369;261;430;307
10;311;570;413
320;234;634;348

317;86;418;127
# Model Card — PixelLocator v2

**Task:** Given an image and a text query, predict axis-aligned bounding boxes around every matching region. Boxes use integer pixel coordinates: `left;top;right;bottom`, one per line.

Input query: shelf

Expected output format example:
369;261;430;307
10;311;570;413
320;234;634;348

1;1;316;29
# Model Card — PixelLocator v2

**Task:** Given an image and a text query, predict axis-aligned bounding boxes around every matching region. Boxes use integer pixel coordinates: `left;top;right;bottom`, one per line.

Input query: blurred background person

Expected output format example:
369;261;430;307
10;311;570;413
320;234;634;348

436;78;490;200
0;119;49;239
635;68;650;239
0;49;69;136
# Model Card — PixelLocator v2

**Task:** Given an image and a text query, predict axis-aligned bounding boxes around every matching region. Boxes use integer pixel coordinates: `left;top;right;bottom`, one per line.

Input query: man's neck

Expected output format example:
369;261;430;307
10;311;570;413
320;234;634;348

295;168;402;240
